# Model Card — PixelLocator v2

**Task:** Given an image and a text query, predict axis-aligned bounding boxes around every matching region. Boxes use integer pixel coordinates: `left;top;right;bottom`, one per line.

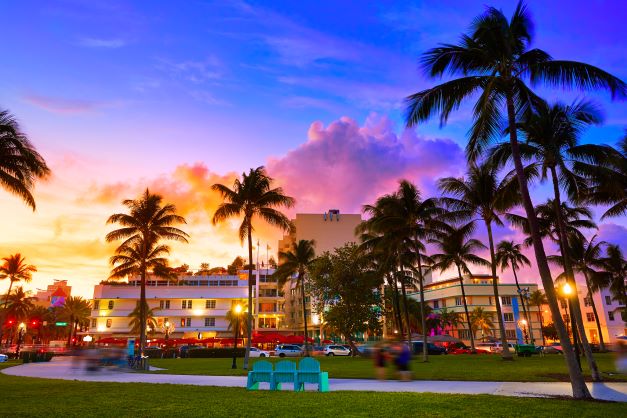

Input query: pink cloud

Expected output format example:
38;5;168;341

267;114;465;214
23;94;102;114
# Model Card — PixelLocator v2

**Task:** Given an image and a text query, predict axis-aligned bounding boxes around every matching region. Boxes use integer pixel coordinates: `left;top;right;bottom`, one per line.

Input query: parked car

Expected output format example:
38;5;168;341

0;353;7;362
448;345;491;355
412;341;447;355
178;345;198;358
541;343;563;354
355;344;376;357
476;342;497;352
493;342;516;353
324;345;351;356
274;344;304;357
249;347;270;358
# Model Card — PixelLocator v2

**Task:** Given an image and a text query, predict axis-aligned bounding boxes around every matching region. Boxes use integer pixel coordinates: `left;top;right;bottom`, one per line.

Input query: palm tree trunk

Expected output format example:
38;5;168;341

486;222;513;360
139;264;147;358
390;274;404;337
512;266;534;344
536;301;546;346
398;260;412;346
416;254;428;362
244;225;253;370
1;280;14;344
548;166;601;381
299;271;309;356
67;315;74;346
456;264;475;351
582;271;606;351
505;89;590;399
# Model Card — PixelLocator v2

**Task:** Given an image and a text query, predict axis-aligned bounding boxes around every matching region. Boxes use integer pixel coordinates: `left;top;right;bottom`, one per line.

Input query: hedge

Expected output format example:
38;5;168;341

187;348;246;358
20;351;54;363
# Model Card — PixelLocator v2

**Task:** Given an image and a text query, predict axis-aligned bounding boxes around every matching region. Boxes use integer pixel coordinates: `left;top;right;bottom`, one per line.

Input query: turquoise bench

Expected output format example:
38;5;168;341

246;360;273;390
272;360;298;390
296;358;329;392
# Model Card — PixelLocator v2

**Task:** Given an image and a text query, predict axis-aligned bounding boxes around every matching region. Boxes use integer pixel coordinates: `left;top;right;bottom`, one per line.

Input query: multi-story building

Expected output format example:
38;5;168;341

34;279;72;308
88;270;285;339
409;274;541;345
278;210;362;338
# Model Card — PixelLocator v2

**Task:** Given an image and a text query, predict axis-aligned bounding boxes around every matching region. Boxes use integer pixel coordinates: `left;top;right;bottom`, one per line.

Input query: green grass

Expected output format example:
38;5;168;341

149;353;626;382
0;367;623;417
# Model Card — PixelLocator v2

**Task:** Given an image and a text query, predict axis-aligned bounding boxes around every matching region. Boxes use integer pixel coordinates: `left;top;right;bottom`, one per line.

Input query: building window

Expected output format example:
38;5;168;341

488;297;493;306
584;296;592;307
586;312;595;322
107;300;114;310
605;296;612;305
204;317;215;327
106;319;112;328
94;300;100;310
455;297;463;306
160;300;171;309
181;317;192;327
501;296;512;306
608;312;615;321
441;299;446;307
433;300;439;309
91;319;97;328
182;300;192;309
458;329;472;339
205;300;216;309
505;330;517;339
503;313;514;322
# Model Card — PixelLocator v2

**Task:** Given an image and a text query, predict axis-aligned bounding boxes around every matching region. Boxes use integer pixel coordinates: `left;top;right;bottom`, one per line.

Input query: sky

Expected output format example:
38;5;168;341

0;0;626;298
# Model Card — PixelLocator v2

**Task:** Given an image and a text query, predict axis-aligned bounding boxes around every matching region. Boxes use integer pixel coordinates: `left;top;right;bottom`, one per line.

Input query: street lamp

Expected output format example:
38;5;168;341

231;304;243;369
561;282;581;371
16;322;26;357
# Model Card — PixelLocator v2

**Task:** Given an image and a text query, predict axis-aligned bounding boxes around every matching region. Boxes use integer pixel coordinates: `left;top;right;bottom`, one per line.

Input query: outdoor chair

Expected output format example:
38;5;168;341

296;357;329;392
246;360;274;390
272;360;297;390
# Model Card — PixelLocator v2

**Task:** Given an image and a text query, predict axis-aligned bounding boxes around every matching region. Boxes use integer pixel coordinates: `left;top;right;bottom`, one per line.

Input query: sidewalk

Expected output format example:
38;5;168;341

3;357;626;402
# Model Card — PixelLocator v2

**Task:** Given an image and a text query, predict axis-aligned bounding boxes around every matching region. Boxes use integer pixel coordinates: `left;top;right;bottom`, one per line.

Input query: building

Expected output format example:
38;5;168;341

34;279;72;308
548;282;626;346
409;274;541;345
87;270;285;339
278;210;362;337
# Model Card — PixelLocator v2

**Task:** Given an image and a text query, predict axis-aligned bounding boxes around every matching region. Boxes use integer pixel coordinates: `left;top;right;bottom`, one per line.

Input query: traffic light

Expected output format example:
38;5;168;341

30;319;39;327
6;319;14;326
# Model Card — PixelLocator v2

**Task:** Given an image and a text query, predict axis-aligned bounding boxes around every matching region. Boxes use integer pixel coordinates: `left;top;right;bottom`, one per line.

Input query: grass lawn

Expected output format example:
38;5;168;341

0;362;624;417
149;353;626;382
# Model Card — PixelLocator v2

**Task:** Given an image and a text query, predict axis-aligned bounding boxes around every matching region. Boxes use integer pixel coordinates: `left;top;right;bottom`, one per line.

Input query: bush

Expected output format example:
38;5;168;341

20;351;54;363
187;348;245;358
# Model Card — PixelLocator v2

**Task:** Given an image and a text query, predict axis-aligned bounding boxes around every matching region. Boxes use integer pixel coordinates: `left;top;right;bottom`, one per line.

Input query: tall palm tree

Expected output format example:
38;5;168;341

439;162;520;360
212;167;294;369
404;0;625;399
600;244;627;308
548;235;607;351
0;254;36;309
495;240;533;340
128;301;158;336
491;99;606;376
61;296;91;346
437;308;461;336
430;222;490;350
470;307;494;340
28;305;52;344
0;109;50;210
3;287;36;344
529;290;548;345
106;190;188;356
273;239;316;356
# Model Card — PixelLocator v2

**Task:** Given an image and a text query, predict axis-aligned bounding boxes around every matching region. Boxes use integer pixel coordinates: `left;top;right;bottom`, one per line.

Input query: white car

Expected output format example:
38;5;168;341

493;342;516;353
324;345;351;356
249;347;270;358
0;353;8;362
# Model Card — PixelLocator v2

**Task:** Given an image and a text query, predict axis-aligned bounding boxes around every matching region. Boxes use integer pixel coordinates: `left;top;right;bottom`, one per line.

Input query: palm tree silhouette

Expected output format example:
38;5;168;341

3;286;36;344
470;307;494;340
62;296;91;346
212;167;294;369
529;290;548;345
128;301;158;336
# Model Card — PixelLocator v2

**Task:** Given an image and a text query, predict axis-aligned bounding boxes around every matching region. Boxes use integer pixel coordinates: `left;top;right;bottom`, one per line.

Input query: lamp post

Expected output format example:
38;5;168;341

15;322;26;357
231;304;242;369
562;282;581;371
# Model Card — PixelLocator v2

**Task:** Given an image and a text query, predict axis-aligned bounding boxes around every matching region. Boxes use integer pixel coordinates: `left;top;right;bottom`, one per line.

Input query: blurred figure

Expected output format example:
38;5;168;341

395;342;412;381
373;343;387;380
616;337;627;373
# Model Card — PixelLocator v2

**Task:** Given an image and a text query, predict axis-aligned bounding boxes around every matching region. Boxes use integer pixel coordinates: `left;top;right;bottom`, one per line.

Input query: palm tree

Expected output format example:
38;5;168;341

0;254;36;309
601;244;627;308
226;303;249;344
0;109;50;210
273;239;316;356
106;190;188;355
61;296;91;346
212;167;294;369
495;240;533;341
548;235;607;351
439;162;520;360
128;301;158;336
404;0;625;399
3;287;36;344
28;305;52;344
529;290;548;345
430;222;490;351
470;307;494;340
437;308;461;336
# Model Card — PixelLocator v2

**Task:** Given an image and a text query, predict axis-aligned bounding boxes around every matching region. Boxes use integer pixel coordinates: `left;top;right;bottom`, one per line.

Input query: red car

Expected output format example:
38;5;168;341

448;347;491;355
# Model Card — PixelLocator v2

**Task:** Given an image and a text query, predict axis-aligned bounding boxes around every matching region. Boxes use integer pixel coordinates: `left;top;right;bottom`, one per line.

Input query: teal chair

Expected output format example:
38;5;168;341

246;360;273;390
296;358;329;392
272;360;297;390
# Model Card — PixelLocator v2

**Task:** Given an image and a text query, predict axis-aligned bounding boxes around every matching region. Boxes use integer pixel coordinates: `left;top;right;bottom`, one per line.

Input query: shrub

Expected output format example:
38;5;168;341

20;351;54;363
187;348;246;358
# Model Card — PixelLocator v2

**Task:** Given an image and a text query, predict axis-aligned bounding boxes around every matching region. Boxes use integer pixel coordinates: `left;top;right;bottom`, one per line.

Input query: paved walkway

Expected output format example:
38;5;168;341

3;357;626;402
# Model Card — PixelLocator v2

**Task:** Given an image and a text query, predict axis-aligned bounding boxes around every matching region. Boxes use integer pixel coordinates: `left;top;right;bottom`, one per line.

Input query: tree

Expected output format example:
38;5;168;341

529;290;548;345
437;308;461;335
2;287;36;344
495;240;533;341
0;254;36;310
600;244;627;309
273;239;316;356
28;305;53;344
404;0;625;399
430;222;490;351
106;189;188;356
62;296;91;346
439;162;520;360
470;307;494;340
308;244;382;354
212;167;294;369
226;303;249;343
0;109;50;210
128;301;158;336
